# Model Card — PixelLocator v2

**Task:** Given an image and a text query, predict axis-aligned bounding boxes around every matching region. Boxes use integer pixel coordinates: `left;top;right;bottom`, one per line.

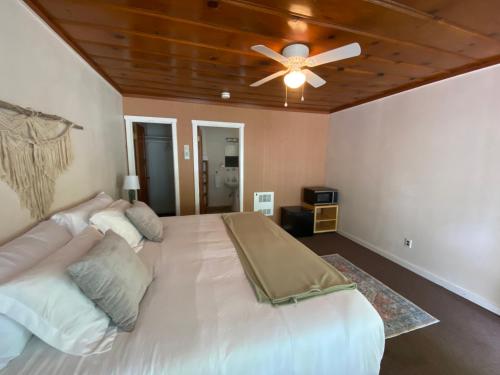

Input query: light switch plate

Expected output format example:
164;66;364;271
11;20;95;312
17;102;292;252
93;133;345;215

184;145;190;160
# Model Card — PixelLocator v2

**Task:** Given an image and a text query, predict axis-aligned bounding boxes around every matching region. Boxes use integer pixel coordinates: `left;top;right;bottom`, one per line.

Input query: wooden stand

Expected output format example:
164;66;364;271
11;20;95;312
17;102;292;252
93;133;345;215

302;203;338;234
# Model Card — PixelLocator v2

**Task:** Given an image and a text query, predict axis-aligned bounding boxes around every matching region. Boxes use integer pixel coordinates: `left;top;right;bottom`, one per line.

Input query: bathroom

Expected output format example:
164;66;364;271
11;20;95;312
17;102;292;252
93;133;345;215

198;126;240;214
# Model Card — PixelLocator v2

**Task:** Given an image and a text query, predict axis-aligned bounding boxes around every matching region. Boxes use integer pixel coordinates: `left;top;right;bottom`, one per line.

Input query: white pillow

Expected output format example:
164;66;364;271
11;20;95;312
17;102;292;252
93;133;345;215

51;192;114;235
90;200;143;248
0;227;116;356
0;220;72;368
0;316;32;370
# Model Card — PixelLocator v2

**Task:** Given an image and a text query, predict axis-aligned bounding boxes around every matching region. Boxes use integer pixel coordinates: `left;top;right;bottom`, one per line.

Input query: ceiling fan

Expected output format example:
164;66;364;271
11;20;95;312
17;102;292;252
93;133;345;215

250;42;361;89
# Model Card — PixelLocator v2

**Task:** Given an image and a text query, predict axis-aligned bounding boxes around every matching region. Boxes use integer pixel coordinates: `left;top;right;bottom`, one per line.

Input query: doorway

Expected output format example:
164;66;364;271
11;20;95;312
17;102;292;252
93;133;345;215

124;116;180;216
192;120;244;215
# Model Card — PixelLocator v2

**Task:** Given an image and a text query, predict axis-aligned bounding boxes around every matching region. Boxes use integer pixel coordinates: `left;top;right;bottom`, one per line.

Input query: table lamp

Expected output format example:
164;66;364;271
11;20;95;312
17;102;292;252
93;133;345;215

123;175;140;203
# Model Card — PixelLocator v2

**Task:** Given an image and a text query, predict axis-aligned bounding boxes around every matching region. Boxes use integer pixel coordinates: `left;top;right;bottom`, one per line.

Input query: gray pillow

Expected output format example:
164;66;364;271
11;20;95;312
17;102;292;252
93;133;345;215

125;201;164;242
67;230;153;331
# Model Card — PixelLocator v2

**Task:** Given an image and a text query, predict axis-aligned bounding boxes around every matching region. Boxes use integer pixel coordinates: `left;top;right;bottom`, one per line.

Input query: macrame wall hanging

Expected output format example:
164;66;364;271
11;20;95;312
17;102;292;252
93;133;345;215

0;99;84;220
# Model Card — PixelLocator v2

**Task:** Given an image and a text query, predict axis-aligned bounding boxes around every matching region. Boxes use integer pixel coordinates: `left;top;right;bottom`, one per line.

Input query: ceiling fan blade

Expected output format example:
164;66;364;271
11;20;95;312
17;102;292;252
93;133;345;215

251;45;288;65
303;69;326;88
305;43;361;67
250;70;288;87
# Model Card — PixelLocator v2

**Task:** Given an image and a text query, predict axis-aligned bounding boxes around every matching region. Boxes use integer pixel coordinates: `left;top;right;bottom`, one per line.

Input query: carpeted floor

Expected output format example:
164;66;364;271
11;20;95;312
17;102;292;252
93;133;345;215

299;232;500;375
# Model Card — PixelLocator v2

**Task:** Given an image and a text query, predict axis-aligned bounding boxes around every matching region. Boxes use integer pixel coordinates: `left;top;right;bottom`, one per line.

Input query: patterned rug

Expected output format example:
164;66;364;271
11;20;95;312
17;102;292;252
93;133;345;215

322;254;439;339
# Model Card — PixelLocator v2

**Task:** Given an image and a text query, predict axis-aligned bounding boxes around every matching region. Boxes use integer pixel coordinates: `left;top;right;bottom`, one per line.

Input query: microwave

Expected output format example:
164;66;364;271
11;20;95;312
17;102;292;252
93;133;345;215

303;187;338;205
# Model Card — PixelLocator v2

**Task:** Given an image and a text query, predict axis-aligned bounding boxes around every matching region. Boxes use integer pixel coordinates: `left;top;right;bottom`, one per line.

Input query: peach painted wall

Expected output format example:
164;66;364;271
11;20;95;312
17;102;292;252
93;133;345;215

123;97;330;220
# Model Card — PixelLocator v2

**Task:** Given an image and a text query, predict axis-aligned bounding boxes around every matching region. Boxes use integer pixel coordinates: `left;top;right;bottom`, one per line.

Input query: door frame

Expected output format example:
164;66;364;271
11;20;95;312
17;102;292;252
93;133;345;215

192;120;245;215
124;115;180;216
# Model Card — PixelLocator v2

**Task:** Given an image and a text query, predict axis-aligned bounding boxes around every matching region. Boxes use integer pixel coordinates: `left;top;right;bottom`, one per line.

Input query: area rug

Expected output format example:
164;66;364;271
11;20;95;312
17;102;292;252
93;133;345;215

322;254;439;339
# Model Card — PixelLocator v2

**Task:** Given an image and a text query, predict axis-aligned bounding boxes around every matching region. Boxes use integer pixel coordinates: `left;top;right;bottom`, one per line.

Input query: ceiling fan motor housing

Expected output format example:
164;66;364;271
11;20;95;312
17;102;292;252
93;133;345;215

282;43;309;70
282;43;310;58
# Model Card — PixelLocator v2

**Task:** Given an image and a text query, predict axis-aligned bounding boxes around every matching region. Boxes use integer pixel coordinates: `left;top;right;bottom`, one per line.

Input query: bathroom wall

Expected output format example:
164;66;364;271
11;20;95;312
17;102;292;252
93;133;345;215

201;127;239;208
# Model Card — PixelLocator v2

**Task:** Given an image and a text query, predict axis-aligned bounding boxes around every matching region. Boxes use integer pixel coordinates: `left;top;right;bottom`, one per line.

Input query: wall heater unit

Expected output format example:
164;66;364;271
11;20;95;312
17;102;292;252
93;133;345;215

253;192;274;216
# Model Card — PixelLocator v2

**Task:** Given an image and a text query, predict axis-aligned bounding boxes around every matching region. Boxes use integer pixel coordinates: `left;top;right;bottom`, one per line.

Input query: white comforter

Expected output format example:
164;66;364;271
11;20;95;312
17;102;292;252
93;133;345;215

2;214;385;375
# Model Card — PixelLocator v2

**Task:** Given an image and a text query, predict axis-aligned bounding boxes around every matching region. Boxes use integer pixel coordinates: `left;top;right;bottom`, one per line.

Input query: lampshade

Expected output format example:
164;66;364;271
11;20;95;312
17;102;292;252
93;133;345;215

123;175;140;190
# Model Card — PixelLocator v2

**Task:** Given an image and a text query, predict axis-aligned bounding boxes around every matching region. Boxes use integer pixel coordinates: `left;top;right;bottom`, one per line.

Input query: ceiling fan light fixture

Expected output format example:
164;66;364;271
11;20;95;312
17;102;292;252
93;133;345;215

284;70;306;89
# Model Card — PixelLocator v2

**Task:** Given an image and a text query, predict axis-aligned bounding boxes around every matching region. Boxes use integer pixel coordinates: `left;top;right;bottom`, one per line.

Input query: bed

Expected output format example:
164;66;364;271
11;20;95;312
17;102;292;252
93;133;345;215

1;214;384;375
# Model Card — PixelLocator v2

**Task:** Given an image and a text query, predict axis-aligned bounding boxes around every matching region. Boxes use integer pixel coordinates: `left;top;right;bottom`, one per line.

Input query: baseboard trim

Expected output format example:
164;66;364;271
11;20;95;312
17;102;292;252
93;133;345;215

338;230;500;316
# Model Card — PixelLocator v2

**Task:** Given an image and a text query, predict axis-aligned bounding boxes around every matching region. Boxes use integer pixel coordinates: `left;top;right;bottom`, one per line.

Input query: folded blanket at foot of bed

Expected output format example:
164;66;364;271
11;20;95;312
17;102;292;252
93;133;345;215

222;212;356;305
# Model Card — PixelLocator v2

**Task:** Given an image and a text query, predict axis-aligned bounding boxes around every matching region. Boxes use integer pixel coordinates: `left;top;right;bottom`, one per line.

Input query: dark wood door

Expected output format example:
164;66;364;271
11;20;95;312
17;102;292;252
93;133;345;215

198;127;208;214
133;123;149;203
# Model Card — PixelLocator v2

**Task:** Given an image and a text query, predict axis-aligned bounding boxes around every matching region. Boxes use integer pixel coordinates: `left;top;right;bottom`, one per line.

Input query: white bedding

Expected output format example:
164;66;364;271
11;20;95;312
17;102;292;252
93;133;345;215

1;214;384;375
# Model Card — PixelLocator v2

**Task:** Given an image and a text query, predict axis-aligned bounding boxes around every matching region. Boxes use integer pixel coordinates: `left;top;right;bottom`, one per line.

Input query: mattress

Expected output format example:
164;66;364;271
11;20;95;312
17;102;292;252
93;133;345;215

1;214;385;375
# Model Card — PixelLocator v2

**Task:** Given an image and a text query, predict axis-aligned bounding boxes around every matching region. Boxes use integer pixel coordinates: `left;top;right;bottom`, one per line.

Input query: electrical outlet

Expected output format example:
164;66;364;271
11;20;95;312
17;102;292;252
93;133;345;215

404;238;413;248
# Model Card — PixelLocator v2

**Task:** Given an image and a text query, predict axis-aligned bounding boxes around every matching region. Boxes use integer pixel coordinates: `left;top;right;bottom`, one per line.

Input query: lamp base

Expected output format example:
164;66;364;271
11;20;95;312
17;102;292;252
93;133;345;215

128;190;136;203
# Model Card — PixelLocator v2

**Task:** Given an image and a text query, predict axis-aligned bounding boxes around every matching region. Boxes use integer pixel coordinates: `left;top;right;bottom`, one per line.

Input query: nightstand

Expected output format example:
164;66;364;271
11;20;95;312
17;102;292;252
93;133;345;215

280;206;314;237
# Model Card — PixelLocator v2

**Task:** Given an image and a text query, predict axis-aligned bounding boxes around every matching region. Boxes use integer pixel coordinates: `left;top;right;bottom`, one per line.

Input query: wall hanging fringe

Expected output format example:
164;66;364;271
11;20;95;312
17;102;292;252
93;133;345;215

0;99;82;219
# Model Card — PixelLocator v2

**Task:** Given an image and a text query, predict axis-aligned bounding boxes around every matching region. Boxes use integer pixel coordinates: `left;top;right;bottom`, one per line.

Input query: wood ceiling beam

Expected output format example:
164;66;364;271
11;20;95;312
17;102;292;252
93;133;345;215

107;73;391;106
61;1;451;75
48;0;463;73
94;39;441;79
58;0;477;62
77;40;282;75
63;0;294;46
104;66;397;98
63;19;448;84
96;57;406;95
219;0;476;61
122;92;332;114
77;39;384;78
91;54;401;87
90;54;273;81
92;55;273;82
105;56;392;90
119;85;332;110
111;76;352;104
57;20;261;58
362;0;500;45
330;52;500;113
23;0;120;91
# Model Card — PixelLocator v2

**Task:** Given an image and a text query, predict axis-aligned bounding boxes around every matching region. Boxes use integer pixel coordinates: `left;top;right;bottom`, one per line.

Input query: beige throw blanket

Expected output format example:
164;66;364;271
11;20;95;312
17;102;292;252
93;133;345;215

222;212;356;305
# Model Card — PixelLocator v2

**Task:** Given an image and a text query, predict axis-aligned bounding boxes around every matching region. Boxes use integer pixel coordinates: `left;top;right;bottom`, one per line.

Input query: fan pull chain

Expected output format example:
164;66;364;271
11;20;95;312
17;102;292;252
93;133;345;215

301;85;305;102
284;85;288;107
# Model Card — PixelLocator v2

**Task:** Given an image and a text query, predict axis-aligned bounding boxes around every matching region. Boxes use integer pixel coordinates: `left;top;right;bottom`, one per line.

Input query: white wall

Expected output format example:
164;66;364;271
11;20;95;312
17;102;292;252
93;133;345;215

0;0;126;243
326;64;500;315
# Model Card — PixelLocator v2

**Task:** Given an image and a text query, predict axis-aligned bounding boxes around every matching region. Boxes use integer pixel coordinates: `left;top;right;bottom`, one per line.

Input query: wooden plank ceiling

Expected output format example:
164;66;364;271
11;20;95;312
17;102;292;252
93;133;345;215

26;0;500;113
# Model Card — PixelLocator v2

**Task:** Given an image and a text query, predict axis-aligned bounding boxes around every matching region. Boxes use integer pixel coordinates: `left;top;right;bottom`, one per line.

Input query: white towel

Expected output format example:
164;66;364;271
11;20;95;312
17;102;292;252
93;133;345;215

215;173;222;188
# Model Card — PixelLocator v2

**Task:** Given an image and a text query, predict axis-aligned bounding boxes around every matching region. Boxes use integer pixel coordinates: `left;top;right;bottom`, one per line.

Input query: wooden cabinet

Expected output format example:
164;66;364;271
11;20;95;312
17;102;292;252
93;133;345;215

302;203;338;234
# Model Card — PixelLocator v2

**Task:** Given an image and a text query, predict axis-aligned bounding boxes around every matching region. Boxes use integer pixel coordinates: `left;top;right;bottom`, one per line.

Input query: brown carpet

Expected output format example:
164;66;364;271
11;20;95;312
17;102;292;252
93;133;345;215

298;232;500;375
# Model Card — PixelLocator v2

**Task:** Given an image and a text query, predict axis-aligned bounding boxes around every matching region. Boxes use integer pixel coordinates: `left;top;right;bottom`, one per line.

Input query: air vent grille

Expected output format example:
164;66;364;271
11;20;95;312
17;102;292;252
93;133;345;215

254;192;274;216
